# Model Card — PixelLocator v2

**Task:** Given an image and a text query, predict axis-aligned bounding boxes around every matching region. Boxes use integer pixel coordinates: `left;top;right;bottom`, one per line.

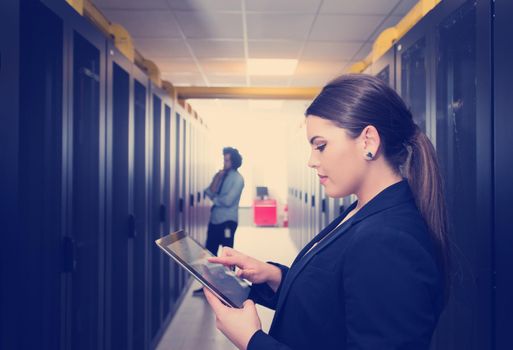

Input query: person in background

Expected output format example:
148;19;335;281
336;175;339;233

192;147;244;296
203;74;449;350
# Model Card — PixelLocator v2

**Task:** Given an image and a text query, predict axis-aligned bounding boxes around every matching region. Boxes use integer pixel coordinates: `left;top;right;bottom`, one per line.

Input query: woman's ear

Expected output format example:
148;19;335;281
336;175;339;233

359;125;381;161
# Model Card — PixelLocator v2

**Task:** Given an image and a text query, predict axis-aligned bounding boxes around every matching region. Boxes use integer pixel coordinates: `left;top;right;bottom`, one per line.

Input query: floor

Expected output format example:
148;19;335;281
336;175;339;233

156;226;299;350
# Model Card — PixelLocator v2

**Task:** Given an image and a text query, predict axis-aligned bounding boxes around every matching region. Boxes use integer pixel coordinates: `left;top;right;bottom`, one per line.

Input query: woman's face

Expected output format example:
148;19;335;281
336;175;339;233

306;115;366;198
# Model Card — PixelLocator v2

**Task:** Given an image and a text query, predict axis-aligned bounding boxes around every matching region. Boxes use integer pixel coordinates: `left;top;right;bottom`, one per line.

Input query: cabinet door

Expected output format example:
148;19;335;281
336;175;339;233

433;1;493;349
16;2;64;348
109;61;132;350
70;30;104;350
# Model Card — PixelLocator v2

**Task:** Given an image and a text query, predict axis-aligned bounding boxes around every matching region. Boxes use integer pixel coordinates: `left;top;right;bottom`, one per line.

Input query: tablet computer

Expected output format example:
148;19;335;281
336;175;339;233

155;231;250;308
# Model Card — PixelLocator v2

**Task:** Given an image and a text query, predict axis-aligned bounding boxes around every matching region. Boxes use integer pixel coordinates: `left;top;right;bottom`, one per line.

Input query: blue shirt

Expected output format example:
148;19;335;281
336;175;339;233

204;169;244;224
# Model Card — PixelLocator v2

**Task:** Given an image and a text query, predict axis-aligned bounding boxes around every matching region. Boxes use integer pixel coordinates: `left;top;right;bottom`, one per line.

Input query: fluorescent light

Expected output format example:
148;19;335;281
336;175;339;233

247;59;298;76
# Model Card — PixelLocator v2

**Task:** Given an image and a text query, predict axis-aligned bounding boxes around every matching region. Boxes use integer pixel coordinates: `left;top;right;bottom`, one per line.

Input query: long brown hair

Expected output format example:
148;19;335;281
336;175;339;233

306;74;450;293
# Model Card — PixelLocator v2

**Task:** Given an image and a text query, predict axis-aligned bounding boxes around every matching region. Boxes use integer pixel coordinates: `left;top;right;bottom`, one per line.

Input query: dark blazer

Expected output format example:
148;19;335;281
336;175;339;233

248;181;444;350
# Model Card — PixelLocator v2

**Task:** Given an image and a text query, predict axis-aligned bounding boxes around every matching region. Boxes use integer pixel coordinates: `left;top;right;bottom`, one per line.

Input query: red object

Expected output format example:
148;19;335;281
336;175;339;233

283;204;288;227
253;199;277;226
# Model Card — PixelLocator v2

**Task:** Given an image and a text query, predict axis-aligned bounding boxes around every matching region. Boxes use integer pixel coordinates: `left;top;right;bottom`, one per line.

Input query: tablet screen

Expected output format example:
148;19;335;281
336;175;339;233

155;231;250;308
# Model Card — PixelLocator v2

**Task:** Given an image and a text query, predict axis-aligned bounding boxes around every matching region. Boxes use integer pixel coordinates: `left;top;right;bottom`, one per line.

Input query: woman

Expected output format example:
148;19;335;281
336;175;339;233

204;74;449;350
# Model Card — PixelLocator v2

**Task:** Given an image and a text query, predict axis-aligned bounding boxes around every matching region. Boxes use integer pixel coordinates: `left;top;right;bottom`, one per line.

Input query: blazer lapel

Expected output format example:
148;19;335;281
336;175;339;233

270;180;414;327
290;201;357;266
272;219;355;321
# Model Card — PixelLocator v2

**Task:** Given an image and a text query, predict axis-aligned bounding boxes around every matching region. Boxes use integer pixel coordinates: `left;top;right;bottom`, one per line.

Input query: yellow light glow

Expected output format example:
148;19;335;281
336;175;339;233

247;59;298;76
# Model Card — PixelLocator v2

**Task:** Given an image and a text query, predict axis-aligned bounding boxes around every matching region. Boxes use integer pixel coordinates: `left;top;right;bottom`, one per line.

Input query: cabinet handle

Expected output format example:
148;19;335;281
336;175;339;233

160;205;166;222
128;214;136;238
62;237;76;273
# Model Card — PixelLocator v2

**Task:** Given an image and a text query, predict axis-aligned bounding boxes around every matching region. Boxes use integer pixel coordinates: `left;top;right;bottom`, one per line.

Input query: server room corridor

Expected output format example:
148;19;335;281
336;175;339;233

156;226;298;350
2;0;513;350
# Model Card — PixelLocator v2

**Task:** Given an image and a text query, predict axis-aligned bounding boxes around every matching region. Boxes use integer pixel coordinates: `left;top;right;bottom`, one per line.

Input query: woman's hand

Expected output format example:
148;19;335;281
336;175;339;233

204;288;261;350
208;247;282;292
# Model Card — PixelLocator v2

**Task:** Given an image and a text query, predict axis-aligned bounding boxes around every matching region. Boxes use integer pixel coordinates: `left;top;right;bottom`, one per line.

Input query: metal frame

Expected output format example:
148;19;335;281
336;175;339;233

492;1;513;348
0;1;20;349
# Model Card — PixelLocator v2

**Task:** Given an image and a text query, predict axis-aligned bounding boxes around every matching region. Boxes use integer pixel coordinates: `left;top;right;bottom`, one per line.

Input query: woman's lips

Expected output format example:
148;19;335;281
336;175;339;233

318;174;328;184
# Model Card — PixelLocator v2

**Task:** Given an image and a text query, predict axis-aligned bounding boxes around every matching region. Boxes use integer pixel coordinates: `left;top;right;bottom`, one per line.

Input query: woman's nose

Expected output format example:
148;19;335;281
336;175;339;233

308;151;319;169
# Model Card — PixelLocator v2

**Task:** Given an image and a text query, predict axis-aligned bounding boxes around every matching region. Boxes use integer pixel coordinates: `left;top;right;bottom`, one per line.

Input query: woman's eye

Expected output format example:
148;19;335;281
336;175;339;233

315;144;326;152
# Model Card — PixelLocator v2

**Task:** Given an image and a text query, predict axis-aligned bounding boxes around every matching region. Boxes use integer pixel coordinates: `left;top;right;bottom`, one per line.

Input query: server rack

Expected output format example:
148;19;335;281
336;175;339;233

286;1;511;349
0;1;211;349
65;10;107;350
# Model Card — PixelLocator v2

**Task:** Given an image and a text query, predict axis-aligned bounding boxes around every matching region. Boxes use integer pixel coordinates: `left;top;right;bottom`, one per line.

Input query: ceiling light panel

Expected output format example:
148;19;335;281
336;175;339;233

247;59;298;76
200;59;247;75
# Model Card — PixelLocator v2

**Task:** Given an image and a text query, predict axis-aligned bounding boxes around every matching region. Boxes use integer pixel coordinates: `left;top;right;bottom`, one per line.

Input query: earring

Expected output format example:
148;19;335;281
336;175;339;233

365;151;374;160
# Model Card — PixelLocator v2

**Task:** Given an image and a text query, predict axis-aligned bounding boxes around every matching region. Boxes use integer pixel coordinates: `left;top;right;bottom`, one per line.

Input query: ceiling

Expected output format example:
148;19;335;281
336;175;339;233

93;0;418;89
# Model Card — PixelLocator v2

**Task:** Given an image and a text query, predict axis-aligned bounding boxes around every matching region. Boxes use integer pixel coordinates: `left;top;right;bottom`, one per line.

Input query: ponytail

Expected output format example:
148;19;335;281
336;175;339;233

403;127;450;297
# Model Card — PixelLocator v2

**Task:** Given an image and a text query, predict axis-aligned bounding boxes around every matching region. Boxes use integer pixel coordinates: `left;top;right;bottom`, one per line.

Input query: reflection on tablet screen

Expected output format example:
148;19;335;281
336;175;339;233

165;235;250;307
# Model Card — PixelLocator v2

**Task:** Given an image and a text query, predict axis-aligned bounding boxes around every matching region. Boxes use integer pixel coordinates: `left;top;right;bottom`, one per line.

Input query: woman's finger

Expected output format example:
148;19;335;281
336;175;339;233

243;299;256;309
239;269;257;281
221;246;237;257
208;256;243;267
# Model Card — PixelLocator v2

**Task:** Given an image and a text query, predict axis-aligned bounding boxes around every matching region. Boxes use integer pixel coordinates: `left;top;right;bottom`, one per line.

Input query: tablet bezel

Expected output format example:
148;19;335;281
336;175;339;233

155;230;249;308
